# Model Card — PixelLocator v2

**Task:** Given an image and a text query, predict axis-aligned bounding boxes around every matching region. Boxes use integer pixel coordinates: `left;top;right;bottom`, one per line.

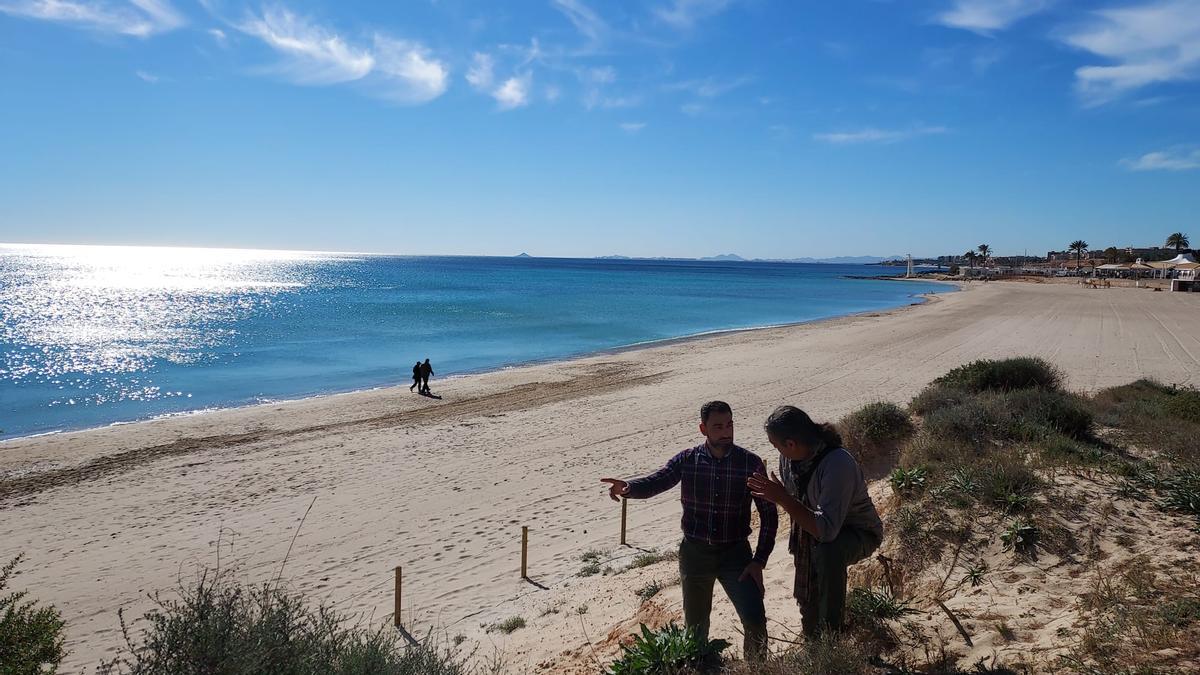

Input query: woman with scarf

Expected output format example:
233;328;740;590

747;405;883;636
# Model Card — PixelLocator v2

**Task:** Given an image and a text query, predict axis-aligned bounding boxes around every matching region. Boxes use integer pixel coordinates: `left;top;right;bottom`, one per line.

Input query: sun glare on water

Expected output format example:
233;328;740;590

0;243;333;407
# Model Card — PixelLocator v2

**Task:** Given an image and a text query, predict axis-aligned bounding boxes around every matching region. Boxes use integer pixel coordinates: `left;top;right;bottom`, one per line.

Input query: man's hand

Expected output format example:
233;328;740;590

747;471;789;505
600;478;630;502
738;561;764;593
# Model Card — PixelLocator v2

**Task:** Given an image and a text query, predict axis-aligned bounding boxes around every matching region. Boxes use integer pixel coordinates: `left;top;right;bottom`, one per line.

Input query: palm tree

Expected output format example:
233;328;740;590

963;250;978;270
1166;232;1190;253
1068;240;1089;270
977;244;992;265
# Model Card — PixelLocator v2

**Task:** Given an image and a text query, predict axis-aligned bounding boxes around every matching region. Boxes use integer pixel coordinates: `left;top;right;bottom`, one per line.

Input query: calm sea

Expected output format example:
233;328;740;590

0;244;951;439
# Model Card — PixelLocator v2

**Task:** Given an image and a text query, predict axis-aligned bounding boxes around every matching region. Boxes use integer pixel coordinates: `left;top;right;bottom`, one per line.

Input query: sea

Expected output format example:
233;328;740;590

0;244;951;440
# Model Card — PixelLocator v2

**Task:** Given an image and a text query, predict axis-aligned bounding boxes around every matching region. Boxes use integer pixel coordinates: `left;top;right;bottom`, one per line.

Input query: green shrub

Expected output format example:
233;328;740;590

933;357;1063;393
98;571;474;675
839;402;915;461
888;466;928;495
635;581;664;602
1159;469;1200;519
0;554;66;675
1001;389;1093;441
909;382;971;416
489;617;525;634
1158;597;1200;627
1037;434;1106;467
921;396;1007;447
1164;388;1200;424
1000;518;1040;559
920;389;1092;446
627;550;678;570
846;588;917;623
605;623;729;675
978;456;1041;512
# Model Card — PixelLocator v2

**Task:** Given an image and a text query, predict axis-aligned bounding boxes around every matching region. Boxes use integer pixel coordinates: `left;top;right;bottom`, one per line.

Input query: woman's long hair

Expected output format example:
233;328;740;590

763;405;842;449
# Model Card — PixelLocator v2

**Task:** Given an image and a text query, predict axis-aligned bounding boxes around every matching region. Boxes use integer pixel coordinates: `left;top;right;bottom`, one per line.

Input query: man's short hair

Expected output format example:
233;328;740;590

700;400;732;422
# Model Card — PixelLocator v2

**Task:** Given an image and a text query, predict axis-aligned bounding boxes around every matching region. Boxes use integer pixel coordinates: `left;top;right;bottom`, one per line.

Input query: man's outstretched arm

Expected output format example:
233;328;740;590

601;451;685;501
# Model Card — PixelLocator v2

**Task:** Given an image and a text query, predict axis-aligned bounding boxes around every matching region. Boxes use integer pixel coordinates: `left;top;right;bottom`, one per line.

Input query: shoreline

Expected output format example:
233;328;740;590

0;283;953;447
6;281;1200;672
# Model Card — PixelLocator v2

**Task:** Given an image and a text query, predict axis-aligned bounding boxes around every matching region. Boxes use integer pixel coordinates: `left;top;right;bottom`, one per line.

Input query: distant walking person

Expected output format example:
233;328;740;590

600;401;777;661
409;361;422;392
419;358;434;394
748;406;883;637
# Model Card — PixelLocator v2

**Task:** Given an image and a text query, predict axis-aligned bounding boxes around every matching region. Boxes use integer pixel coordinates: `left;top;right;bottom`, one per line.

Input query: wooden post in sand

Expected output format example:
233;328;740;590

520;526;529;579
620;498;628;545
393;566;402;627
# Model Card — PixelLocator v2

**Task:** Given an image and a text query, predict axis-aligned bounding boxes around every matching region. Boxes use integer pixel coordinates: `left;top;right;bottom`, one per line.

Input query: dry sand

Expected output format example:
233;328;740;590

3;281;1200;672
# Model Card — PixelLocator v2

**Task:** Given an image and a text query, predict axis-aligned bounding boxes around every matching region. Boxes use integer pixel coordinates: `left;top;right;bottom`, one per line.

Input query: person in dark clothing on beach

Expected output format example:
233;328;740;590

600;401;777;661
419;358;433;394
747;406;883;637
409;361;422;392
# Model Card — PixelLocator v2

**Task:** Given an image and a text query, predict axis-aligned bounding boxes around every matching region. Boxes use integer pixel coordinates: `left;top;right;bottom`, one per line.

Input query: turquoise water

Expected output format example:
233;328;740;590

0;244;950;439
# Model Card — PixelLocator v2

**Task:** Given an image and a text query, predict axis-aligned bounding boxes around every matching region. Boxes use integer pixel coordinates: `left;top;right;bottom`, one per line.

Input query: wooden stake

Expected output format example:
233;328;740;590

620;498;628;545
520;526;529;579
393;566;402;627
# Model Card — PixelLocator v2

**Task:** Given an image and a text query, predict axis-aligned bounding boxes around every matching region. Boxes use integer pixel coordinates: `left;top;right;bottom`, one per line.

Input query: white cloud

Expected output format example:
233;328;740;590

493;72;531;110
936;0;1050;33
665;76;751;97
465;52;494;90
813;126;948;144
620;122;646;133
135;69;159;82
236;6;373;85
587;66;616;84
550;0;607;47
584;90;639;109
226;5;448;104
1121;147;1200;170
370;35;448;104
654;0;733;30
1062;0;1200;105
0;0;184;37
207;27;226;44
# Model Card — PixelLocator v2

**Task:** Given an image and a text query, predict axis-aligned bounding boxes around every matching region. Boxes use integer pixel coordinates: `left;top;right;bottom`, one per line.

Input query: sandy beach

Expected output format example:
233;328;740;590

4;281;1200;672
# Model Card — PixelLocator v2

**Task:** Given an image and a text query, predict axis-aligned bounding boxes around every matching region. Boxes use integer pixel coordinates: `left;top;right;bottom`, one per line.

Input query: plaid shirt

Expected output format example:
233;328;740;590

626;443;778;567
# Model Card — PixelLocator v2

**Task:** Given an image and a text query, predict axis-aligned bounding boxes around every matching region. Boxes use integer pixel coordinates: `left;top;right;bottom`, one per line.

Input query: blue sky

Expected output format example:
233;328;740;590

0;0;1197;258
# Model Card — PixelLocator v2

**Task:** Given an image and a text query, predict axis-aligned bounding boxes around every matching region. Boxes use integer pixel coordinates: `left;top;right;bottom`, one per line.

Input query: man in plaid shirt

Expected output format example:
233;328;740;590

601;401;778;660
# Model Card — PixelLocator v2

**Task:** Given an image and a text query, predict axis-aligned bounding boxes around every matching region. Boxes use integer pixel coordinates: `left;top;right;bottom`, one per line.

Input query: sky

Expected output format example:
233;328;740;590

0;0;1197;259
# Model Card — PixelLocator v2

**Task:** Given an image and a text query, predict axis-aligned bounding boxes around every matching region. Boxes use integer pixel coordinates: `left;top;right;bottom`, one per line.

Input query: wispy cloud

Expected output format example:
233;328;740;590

207;26;226;44
935;0;1050;34
550;0;607;48
493;72;532;110
664;75;751;97
135;69;160;82
236;6;373;84
654;0;734;30
1062;0;1200;106
619;122;646;133
814;125;949;144
465;52;494;89
1121;147;1200;171
0;0;185;37
229;5;447;103
370;35;449;104
465;52;533;110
